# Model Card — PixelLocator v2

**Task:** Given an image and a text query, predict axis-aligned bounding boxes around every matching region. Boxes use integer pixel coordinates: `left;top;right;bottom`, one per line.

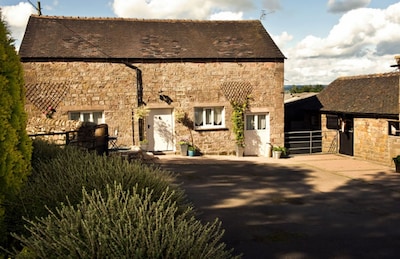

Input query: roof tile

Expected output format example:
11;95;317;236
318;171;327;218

20;15;285;61
318;72;400;116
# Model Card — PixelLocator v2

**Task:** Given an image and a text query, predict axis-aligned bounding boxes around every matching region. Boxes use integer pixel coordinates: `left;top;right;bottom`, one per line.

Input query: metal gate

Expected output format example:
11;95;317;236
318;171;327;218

284;130;322;155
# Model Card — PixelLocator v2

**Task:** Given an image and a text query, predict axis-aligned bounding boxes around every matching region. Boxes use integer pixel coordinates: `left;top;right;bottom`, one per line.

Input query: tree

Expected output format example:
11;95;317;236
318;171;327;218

0;17;32;243
289;84;325;94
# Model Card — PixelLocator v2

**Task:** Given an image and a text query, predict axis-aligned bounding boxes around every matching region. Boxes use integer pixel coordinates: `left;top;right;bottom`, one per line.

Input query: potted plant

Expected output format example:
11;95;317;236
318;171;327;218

140;139;148;151
178;138;190;156
393;155;400;173
231;101;246;157
175;109;197;155
272;146;287;159
188;145;196;157
44;106;56;119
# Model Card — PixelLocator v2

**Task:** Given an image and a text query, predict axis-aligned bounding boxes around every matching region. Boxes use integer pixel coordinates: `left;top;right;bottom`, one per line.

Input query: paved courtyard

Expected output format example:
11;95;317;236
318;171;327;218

155;154;400;259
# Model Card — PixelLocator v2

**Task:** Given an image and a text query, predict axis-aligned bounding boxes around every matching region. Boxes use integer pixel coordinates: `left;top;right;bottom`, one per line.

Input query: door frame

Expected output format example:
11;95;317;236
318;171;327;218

244;112;270;156
147;108;174;152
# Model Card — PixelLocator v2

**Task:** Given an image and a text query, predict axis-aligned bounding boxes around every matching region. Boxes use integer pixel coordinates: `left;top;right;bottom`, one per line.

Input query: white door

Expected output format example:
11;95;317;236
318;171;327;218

244;113;270;156
147;109;174;151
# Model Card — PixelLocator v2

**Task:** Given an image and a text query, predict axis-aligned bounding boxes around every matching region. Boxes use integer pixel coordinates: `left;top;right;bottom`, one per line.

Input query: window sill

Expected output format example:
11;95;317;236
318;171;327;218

194;127;229;132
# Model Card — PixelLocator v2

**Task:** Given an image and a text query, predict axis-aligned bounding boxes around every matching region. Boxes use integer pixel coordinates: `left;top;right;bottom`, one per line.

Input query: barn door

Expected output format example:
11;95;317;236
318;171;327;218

339;116;354;156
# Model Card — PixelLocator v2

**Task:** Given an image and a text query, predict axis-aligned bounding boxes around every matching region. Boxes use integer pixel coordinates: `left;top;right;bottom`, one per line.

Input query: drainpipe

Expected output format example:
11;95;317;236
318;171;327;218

124;63;144;145
124;63;144;106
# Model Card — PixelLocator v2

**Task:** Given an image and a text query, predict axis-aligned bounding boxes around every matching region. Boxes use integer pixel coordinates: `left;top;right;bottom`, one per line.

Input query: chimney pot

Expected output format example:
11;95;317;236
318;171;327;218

395;55;400;66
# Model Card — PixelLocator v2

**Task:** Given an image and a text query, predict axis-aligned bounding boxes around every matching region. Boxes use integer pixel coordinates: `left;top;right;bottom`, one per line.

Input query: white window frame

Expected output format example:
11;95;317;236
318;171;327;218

69;111;105;124
246;114;267;131
194;106;225;130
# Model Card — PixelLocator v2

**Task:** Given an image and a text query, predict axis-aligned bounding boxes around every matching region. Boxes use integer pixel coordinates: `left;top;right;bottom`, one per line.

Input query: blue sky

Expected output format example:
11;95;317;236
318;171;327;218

1;0;400;85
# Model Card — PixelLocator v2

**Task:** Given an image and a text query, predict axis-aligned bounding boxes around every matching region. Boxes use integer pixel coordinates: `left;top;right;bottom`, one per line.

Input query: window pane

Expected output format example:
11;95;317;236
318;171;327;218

246;115;255;130
83;113;91;122
326;115;339;130
70;112;80;121
214;107;222;125
258;115;266;130
93;112;103;124
205;108;212;125
195;108;203;126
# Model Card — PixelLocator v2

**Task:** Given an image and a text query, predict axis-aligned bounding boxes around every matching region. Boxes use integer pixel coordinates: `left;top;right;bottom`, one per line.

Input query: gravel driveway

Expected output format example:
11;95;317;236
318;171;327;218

155;154;400;259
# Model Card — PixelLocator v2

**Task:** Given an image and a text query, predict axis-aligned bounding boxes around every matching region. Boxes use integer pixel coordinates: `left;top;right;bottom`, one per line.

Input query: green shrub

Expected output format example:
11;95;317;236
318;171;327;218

31;139;65;166
11;184;237;258
17;144;187;219
3;142;189;253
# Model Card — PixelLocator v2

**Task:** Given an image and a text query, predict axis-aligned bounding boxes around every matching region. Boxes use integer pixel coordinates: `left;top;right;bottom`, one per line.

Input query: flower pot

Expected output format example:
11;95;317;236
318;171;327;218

236;145;244;157
395;162;400;173
180;144;188;156
188;149;195;157
140;144;148;151
273;150;282;159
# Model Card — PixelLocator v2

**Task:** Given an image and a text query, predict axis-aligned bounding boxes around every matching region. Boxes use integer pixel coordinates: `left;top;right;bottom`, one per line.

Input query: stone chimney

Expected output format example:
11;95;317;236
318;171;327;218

391;55;400;69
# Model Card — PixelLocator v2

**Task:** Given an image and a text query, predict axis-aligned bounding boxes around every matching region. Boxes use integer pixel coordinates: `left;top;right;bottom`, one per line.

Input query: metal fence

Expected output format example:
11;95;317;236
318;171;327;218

28;124;110;155
284;130;322;155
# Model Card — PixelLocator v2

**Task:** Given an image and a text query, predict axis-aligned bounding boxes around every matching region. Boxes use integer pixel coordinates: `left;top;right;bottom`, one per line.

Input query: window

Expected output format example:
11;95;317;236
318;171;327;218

69;111;105;124
389;121;400;136
194;107;225;129
246;114;266;130
326;114;339;130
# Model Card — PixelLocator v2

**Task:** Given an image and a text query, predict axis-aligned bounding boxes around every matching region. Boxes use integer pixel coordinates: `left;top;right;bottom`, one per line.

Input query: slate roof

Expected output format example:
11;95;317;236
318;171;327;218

317;72;400;117
19;15;285;62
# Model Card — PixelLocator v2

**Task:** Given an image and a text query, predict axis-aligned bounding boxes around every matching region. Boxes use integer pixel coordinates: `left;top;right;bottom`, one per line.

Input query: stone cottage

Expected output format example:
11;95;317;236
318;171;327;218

19;15;286;156
318;71;400;165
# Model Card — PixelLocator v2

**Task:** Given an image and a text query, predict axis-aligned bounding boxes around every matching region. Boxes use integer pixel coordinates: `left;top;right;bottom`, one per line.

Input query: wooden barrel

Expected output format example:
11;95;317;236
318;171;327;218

95;124;109;155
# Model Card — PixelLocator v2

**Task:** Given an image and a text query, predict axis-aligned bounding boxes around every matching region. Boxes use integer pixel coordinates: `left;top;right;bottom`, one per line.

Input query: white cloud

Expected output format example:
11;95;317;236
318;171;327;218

327;0;370;13
1;2;35;49
1;2;34;27
112;0;252;19
209;11;243;20
282;2;400;85
271;31;293;51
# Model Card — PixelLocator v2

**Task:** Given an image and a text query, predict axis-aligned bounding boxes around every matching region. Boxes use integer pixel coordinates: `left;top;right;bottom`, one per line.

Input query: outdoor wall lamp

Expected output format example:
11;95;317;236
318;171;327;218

158;90;173;105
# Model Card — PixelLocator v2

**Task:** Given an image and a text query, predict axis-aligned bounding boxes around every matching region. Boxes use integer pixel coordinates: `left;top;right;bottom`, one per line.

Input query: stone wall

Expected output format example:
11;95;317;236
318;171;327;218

354;118;389;165
27;117;83;134
322;114;399;166
24;62;135;146
321;114;339;153
23;60;284;155
26;117;83;145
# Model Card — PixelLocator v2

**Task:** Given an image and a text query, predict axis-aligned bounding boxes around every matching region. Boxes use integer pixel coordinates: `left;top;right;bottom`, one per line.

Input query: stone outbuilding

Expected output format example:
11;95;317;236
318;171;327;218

318;72;400;165
19;15;286;156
